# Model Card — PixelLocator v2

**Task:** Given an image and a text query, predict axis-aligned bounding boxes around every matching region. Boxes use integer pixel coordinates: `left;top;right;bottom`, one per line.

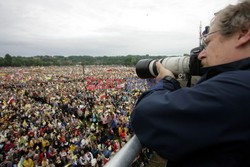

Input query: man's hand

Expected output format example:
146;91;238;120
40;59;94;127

156;62;175;79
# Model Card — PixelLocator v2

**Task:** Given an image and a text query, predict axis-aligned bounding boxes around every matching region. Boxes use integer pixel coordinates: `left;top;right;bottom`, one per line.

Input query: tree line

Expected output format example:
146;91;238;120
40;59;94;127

0;54;176;67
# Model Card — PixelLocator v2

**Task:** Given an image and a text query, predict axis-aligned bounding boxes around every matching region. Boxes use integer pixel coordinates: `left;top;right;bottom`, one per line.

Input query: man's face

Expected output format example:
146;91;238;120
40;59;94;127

198;26;237;67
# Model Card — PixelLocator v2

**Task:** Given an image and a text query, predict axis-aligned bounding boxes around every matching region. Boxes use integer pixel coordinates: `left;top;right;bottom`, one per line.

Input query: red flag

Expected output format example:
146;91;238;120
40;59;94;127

87;85;96;91
7;96;15;105
100;93;106;99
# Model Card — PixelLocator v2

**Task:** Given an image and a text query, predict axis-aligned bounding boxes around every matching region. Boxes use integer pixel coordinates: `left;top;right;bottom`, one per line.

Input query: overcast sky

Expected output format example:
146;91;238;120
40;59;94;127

0;0;238;57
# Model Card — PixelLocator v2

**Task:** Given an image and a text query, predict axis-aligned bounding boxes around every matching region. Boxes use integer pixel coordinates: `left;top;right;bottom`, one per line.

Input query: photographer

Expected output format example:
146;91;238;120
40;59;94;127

131;1;250;167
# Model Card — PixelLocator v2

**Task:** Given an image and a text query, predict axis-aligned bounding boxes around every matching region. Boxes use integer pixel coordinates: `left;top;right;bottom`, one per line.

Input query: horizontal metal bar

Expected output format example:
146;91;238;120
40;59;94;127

105;135;142;167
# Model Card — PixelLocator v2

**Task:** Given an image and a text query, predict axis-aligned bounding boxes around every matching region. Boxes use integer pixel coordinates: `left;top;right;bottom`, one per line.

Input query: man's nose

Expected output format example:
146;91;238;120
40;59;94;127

198;49;206;60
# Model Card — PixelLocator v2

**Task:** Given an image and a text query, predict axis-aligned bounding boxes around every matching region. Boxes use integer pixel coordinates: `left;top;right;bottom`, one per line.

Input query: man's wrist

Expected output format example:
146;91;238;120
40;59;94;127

162;76;181;89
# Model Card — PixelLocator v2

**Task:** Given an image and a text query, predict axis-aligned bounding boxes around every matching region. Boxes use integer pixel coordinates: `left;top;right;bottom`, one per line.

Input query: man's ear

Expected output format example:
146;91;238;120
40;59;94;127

236;28;250;48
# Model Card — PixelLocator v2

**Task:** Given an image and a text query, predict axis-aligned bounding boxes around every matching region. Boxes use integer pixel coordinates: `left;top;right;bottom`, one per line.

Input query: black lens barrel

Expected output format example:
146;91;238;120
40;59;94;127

135;59;154;78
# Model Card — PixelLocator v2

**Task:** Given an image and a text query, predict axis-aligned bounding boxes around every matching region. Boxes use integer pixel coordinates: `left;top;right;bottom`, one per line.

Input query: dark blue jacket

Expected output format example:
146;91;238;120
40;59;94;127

131;58;250;167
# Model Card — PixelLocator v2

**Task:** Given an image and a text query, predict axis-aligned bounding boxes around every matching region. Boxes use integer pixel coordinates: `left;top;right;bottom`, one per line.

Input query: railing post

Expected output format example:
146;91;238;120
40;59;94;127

105;135;142;167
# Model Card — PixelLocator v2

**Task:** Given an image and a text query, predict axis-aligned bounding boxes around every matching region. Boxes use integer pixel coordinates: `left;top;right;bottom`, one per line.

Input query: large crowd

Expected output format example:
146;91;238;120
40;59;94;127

0;66;152;167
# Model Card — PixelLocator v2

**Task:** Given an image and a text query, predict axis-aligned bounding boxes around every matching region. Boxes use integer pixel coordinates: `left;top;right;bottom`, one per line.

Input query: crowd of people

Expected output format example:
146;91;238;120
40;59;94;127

0;65;151;167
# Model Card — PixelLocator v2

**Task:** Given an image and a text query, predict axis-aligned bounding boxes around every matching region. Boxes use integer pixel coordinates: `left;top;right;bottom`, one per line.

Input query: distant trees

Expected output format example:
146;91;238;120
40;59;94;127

0;54;179;67
4;54;12;66
0;57;4;66
125;55;138;66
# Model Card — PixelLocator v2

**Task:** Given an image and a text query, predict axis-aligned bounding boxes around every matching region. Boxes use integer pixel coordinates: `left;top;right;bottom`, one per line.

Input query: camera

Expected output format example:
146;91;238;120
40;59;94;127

135;46;203;79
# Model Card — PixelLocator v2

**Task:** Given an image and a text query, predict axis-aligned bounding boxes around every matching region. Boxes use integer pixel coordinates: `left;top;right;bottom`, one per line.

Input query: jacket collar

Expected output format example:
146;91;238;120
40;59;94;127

198;57;250;83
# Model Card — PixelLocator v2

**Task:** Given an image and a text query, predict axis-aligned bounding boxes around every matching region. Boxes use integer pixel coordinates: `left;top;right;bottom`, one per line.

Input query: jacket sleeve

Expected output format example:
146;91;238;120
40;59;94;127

130;71;250;161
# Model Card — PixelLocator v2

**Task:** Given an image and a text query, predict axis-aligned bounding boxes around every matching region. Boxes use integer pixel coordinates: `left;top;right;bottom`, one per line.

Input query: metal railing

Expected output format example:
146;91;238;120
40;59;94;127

105;135;142;167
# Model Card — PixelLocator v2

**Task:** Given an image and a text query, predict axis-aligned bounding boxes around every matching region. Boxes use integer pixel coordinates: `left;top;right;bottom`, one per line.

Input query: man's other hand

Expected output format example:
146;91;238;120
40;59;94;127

156;62;175;80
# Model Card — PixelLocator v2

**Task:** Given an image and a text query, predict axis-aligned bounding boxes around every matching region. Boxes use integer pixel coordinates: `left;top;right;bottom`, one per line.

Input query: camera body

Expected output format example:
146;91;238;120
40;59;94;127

135;46;203;79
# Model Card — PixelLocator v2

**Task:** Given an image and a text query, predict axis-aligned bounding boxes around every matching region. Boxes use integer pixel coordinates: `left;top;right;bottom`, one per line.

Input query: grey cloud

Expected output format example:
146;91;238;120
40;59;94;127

0;29;195;56
0;0;236;57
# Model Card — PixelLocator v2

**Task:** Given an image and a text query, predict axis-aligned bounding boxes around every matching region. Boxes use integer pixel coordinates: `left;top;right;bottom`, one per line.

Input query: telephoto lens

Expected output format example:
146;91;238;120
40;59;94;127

135;56;190;79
